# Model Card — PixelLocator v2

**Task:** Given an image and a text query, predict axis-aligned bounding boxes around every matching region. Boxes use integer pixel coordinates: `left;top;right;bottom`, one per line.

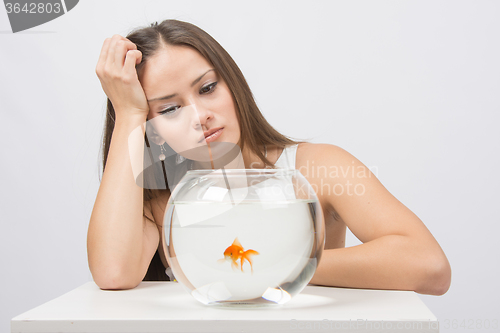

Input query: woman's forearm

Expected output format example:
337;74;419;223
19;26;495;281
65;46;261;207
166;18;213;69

310;234;451;295
87;115;148;288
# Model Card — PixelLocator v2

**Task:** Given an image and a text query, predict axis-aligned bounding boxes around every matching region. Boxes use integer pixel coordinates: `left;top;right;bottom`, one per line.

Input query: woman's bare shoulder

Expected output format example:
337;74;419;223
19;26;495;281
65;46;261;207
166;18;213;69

297;142;346;152
296;142;350;166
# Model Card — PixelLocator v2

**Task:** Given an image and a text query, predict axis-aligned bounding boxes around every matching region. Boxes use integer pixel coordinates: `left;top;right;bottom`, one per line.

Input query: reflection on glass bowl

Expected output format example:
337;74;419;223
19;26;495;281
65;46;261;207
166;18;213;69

163;169;324;306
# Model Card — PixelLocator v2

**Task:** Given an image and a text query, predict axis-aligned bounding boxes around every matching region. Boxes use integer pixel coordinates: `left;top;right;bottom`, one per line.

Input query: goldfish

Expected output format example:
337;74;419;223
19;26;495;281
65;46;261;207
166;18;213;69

218;237;259;273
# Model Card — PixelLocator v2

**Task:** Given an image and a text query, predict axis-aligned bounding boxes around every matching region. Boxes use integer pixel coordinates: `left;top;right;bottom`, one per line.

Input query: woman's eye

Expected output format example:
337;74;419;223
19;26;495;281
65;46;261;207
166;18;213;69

200;82;217;94
159;105;180;115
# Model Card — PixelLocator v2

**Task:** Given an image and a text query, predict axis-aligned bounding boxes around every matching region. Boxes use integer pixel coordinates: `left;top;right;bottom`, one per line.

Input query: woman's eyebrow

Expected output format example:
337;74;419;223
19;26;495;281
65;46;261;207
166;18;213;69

190;69;214;87
147;69;215;102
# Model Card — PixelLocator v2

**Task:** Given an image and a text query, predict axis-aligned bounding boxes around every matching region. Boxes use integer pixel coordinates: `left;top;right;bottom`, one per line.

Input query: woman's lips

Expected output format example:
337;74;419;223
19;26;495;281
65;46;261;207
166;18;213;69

200;128;223;143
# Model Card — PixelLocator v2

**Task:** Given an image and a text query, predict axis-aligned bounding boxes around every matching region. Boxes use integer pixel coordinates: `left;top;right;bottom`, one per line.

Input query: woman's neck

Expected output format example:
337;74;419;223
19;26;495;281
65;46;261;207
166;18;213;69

190;144;268;170
241;144;270;169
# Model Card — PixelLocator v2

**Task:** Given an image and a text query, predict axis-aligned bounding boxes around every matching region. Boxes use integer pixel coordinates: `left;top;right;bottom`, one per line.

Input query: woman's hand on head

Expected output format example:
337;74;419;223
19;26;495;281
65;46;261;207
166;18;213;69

96;34;149;120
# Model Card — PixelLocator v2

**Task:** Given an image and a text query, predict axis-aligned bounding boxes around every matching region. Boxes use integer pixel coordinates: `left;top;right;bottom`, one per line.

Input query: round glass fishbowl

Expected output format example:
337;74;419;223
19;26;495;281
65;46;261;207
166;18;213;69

163;169;324;306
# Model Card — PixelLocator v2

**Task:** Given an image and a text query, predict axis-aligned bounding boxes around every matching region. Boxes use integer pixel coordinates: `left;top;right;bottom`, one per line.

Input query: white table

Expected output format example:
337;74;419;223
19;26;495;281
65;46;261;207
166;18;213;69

11;282;439;333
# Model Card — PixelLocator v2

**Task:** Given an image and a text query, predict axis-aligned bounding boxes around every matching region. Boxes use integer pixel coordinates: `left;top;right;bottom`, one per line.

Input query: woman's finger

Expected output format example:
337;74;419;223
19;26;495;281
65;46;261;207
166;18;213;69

114;40;126;67
105;34;121;67
135;49;142;65
123;50;142;79
114;39;138;67
122;37;137;50
96;38;111;74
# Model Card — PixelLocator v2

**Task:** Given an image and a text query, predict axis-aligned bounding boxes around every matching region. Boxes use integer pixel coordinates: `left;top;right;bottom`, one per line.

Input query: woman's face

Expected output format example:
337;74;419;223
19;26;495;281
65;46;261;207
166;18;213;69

140;45;240;159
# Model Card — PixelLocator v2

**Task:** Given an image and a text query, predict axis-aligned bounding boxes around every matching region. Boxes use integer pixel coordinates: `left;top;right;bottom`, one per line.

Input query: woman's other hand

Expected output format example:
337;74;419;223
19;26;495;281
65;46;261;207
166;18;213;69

95;34;149;119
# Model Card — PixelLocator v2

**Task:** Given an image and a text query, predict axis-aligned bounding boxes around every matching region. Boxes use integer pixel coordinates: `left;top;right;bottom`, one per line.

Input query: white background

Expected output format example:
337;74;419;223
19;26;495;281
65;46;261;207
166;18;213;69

1;1;499;332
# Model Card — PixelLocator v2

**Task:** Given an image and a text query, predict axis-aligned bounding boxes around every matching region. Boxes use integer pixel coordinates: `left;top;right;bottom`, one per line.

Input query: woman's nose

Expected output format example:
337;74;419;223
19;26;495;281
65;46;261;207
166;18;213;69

192;103;213;129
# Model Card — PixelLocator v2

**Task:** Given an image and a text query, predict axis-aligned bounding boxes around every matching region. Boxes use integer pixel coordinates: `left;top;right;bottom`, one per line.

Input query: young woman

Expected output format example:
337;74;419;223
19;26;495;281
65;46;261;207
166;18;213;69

88;19;451;295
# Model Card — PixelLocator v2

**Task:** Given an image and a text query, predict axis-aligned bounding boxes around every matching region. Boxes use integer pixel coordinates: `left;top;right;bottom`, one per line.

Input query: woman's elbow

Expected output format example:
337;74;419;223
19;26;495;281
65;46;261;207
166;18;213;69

91;266;143;290
415;253;452;296
95;277;140;291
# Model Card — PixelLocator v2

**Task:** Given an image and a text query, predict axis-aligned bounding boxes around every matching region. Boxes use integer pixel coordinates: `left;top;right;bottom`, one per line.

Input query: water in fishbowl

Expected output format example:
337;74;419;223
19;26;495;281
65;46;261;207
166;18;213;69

165;198;321;306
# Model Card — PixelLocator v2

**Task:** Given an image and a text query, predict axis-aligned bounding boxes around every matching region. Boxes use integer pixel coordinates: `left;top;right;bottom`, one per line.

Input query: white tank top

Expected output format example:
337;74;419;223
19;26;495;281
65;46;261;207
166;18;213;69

273;144;299;169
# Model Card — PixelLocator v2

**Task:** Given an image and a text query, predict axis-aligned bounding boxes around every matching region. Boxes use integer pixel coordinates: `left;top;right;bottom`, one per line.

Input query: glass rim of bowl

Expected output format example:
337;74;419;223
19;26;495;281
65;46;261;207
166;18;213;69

185;168;299;177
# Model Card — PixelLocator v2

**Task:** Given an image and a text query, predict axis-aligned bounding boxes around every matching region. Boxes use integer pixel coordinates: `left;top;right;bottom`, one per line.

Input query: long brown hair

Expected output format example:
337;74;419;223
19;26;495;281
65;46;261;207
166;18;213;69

100;19;303;280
